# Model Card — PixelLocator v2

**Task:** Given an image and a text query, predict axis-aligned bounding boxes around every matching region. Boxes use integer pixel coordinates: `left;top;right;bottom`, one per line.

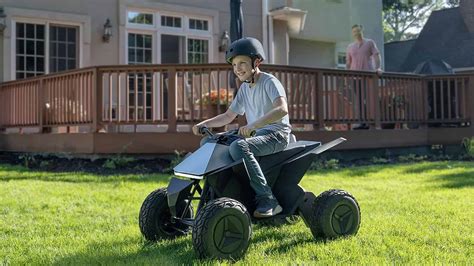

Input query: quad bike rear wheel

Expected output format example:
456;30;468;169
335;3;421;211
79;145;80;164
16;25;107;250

309;189;360;239
139;188;193;241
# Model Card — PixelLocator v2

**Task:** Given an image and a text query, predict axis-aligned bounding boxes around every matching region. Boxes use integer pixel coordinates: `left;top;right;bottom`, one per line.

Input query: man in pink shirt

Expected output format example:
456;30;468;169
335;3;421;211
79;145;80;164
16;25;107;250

346;24;382;129
346;24;382;74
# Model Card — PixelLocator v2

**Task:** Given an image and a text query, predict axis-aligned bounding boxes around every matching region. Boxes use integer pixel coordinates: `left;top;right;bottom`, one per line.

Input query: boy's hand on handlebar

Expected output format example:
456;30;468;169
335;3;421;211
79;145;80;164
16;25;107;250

192;124;206;136
238;125;256;138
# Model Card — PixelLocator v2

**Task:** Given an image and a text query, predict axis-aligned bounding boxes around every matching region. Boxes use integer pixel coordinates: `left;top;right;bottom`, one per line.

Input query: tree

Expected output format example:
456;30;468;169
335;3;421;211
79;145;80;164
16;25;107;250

383;0;445;42
446;0;459;7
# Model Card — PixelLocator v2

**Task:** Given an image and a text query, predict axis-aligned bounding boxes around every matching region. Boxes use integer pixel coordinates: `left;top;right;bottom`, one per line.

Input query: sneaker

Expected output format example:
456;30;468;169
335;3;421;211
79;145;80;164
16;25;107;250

253;197;282;218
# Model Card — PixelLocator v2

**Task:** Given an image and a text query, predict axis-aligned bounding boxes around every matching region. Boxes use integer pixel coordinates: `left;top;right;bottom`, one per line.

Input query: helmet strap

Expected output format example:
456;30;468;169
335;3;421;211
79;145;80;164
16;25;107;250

244;57;258;84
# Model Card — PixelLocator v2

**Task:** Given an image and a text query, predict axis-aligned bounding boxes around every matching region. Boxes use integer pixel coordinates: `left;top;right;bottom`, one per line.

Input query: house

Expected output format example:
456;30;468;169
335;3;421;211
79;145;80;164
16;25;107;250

385;0;474;73
0;0;471;155
0;0;384;83
269;0;384;69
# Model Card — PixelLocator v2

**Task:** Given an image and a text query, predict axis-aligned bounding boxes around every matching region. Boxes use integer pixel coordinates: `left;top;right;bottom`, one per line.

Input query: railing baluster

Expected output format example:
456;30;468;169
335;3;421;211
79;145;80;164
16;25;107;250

168;67;177;132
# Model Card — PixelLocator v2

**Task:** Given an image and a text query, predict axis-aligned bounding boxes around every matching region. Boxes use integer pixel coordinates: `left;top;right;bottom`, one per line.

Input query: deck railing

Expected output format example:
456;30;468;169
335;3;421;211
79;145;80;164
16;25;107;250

0;64;472;133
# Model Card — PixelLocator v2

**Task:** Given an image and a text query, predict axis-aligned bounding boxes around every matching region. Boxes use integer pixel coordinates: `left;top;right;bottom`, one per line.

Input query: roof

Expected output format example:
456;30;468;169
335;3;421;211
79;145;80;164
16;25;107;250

385;7;474;73
384;39;416;72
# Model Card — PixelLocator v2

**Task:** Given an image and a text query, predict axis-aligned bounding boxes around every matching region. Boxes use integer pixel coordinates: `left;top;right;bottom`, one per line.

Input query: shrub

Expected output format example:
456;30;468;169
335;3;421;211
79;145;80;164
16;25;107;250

370;157;390;164
18;154;36;168
164;150;187;173
398;154;427;163
462;137;474;158
103;156;136;169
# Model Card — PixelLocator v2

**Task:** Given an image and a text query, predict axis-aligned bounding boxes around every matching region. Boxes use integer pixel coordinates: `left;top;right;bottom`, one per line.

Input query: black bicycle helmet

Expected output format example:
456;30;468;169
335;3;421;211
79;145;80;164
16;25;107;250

225;37;266;64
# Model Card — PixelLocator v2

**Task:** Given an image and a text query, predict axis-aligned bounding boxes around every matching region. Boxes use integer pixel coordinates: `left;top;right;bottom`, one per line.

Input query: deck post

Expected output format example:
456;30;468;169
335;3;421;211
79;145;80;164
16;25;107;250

92;67;103;133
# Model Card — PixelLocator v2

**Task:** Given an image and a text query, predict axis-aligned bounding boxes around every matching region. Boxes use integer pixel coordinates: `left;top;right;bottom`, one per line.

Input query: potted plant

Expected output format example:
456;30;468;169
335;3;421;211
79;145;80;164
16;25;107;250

196;89;234;118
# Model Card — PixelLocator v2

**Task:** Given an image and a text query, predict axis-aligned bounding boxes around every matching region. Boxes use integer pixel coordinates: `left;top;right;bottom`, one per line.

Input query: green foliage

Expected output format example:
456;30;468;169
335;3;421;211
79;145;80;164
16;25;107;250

39;161;51;169
18;154;36;168
430;154;452;161
446;0;459;7
383;0;445;42
102;156;136;169
462;137;474;158
310;158;340;170
370;157;390;164
398;153;428;163
325;159;340;169
164;150;186;173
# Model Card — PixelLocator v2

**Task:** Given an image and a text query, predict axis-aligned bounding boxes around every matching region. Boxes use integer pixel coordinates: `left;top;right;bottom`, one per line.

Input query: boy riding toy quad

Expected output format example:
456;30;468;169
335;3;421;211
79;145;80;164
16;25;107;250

139;127;360;259
139;37;360;260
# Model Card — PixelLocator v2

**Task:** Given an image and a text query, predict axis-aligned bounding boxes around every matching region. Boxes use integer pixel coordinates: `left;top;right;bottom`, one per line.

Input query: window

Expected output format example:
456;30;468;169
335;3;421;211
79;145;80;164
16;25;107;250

125;9;213;64
337;52;346;69
189;19;208;31
50;26;78;72
128;33;152;64
15;22;80;80
161;16;181;28
16;23;45;79
188;39;208;64
127;33;153;120
128;11;153;25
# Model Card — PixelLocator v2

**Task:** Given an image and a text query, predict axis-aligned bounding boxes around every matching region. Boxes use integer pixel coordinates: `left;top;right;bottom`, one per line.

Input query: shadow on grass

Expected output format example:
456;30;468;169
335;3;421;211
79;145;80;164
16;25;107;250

310;163;398;178
402;161;454;174
0;164;171;184
432;170;474;188
52;223;332;264
252;225;327;255
402;161;474;188
52;237;196;265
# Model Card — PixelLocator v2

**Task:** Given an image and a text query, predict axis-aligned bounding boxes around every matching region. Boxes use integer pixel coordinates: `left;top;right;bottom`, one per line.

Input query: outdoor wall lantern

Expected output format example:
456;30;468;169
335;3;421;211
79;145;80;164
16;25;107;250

102;18;112;42
0;8;7;32
218;31;230;52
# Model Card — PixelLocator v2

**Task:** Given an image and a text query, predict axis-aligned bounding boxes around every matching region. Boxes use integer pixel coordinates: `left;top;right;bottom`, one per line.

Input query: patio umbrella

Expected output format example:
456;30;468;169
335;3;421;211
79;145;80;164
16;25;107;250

414;59;454;74
229;0;243;89
230;0;243;42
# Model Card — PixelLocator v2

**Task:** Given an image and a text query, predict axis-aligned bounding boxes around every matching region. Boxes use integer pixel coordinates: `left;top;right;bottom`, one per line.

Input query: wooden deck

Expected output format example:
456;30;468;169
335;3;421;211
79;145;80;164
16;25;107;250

0;64;473;154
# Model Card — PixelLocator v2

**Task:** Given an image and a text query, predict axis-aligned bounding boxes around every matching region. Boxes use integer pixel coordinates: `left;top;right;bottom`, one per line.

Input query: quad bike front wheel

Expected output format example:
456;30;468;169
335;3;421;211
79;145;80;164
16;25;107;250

139;188;194;241
309;189;360;239
192;197;252;260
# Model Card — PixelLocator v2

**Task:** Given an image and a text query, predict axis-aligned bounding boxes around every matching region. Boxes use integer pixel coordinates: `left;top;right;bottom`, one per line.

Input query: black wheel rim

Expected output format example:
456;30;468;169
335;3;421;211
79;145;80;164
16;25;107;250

213;215;246;254
331;204;355;235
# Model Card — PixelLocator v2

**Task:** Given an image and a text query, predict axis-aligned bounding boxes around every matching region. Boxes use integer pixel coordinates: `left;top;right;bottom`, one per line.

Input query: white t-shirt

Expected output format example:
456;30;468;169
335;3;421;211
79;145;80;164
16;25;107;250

229;72;291;133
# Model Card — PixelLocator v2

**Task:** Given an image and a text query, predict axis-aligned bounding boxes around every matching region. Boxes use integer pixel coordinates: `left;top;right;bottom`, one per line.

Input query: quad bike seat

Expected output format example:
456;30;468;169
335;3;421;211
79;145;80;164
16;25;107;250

257;139;321;170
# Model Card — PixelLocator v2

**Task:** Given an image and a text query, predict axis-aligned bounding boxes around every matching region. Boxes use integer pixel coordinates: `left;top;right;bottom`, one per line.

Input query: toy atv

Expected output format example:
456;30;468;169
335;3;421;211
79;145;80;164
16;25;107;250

139;127;360;260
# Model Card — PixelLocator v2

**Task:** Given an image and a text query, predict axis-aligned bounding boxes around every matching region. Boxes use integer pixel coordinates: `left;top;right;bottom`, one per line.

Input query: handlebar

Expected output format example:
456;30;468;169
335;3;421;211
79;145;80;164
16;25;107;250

198;126;256;138
198;126;214;137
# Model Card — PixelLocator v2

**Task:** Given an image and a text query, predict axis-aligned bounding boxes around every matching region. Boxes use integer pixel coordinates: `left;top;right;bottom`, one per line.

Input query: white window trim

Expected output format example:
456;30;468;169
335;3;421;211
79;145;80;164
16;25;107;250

123;5;215;65
2;7;90;81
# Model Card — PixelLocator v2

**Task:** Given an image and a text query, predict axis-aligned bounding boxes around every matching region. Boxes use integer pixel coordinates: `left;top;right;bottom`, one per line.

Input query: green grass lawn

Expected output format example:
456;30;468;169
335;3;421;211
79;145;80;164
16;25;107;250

1;161;473;265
